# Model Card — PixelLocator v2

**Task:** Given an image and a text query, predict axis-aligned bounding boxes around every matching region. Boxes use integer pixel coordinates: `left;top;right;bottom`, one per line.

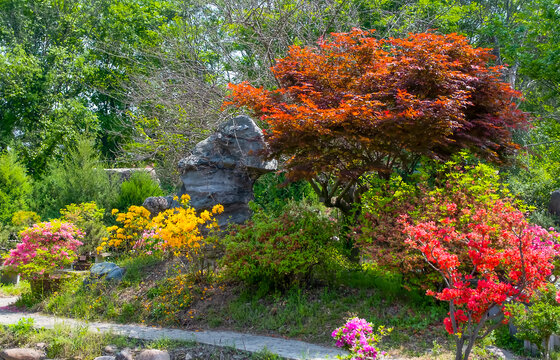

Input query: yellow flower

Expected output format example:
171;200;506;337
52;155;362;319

212;204;224;214
111;209;119;215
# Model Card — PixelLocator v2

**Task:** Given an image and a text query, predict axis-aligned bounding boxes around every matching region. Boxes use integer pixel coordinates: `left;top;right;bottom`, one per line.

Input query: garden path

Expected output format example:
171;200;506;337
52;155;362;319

0;296;345;360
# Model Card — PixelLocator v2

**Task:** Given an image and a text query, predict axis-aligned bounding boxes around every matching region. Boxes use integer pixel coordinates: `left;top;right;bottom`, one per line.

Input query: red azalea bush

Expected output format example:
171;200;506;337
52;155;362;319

356;157;509;290
3;220;83;280
402;195;560;360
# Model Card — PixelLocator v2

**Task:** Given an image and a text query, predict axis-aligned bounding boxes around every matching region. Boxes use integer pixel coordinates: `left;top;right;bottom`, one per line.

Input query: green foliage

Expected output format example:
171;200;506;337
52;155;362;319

0;150;32;224
8;318;35;339
0;211;40;253
33;137;118;220
221;201;343;290
490;324;525;356
506;285;560;360
253;173;317;213
506;121;560;229
60;202;108;255
118;254;163;285
0;280;30;297
115;171;163;211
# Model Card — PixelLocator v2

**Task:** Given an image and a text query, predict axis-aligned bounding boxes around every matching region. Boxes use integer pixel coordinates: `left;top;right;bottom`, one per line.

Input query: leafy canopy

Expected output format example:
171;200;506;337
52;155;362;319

226;29;528;196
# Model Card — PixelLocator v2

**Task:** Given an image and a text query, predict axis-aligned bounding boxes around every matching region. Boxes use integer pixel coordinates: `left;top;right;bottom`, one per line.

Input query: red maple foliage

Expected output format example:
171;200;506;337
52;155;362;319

225;29;528;209
402;198;560;360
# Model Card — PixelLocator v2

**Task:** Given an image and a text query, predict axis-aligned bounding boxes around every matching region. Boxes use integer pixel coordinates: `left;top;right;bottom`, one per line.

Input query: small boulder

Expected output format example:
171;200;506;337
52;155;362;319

94;357;116;360
0;349;45;360
136;350;170;360
84;262;125;285
549;190;560;216
103;345;118;354
142;196;178;217
115;350;133;360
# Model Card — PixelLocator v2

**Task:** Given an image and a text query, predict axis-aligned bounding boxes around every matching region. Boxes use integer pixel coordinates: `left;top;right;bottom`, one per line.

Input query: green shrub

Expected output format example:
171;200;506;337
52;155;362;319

253;173;316;214
115;171;163;211
32;137;118;220
60;202;108;255
0;150;32;224
221;201;343;290
506;284;560;360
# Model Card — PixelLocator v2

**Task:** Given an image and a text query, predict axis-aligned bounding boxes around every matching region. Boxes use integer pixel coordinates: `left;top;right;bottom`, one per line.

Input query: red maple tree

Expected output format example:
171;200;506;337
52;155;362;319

225;29;528;211
402;199;560;360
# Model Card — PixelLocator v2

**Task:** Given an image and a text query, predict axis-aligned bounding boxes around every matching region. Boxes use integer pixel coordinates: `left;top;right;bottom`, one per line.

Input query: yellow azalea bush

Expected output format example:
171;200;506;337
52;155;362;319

97;194;224;263
152;194;223;254
97;206;152;254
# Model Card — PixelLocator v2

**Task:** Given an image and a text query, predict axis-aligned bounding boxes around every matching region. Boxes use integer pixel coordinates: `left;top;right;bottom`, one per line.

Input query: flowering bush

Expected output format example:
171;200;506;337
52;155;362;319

0;211;40;253
356;157;513;290
332;317;391;360
99;205;152;254
11;210;41;228
98;194;224;277
3;220;83;279
402;195;560;360
151;194;223;254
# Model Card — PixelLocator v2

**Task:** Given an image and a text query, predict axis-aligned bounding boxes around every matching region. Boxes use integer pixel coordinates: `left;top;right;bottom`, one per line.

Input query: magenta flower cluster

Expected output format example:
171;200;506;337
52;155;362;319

332;317;389;360
3;220;83;278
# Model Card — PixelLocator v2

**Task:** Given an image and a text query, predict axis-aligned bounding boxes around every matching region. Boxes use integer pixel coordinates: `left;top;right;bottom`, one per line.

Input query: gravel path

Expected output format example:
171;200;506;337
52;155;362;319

0;297;345;360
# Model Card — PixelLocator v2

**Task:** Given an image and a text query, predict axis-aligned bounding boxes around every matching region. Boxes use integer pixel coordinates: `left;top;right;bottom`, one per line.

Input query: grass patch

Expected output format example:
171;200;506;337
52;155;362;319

0;280;30;297
118;254;163;286
0;319;289;360
0;318;131;360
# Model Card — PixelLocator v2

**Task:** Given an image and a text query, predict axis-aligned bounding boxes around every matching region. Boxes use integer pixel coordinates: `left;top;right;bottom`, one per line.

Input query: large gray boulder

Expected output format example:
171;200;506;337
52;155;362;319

549;190;560;216
178;115;277;225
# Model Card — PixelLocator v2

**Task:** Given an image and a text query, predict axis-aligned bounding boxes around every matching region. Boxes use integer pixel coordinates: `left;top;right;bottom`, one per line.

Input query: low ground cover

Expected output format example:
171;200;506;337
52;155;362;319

0;318;281;360
29;253;501;359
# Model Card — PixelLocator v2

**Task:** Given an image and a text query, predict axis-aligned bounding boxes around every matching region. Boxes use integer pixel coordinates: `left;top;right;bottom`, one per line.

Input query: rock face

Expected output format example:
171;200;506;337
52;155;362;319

0;349;45;360
178;115;277;224
549;190;560;216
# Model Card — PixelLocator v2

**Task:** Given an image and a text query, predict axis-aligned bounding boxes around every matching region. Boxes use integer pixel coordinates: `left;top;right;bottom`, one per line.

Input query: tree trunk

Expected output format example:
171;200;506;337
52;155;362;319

463;336;477;360
544;336;551;360
455;337;465;360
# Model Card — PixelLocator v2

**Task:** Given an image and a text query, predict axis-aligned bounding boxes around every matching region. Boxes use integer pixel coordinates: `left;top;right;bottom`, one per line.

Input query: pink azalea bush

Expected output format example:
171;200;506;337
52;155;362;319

332;317;391;360
3;220;83;279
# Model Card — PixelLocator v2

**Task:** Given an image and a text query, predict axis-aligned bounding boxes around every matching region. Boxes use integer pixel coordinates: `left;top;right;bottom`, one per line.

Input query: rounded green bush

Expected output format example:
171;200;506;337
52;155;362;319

221;201;343;290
